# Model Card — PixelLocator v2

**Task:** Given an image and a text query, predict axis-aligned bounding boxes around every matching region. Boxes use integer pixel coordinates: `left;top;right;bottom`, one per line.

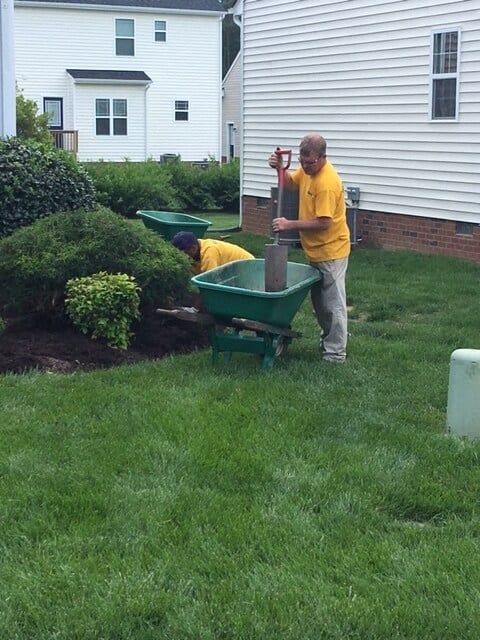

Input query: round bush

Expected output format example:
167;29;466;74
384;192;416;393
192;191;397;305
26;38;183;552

0;138;96;237
0;207;192;314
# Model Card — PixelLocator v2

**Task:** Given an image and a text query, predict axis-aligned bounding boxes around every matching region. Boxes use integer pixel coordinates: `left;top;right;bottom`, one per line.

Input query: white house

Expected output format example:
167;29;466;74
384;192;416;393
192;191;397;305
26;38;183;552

14;0;225;162
221;51;240;161
235;0;480;262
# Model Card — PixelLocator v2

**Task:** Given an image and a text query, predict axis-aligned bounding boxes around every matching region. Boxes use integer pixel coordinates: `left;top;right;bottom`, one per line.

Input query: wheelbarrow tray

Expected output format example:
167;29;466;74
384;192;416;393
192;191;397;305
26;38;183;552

136;210;211;240
191;259;321;328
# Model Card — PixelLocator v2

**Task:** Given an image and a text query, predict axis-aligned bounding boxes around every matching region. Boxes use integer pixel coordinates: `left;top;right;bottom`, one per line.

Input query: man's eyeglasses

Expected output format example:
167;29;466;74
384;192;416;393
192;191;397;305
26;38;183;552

298;155;324;167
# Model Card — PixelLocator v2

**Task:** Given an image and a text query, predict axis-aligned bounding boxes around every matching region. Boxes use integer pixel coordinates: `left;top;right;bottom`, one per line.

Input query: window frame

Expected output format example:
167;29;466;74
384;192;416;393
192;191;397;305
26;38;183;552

429;27;461;122
95;98;128;136
175;100;189;122
115;18;135;56
154;20;167;42
43;97;63;129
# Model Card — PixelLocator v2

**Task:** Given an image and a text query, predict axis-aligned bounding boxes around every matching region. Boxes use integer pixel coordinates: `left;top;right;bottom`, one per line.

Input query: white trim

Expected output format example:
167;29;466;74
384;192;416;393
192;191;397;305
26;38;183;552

143;82;149;159
71;78;151;85
0;0;16;136
153;18;166;43
216;14;222;161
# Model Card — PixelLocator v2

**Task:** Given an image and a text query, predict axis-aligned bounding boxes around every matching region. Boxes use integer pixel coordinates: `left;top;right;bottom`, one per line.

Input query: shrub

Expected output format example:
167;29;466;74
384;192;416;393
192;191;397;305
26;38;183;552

84;160;181;217
65;272;141;350
84;158;240;216
162;160;216;212
0;138;96;237
0;317;5;337
16;91;52;144
202;159;240;211
0;207;191;315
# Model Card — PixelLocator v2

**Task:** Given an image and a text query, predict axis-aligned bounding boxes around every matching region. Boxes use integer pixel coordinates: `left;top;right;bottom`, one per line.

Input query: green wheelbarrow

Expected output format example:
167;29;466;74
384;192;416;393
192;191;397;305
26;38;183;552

157;259;321;369
136;210;211;240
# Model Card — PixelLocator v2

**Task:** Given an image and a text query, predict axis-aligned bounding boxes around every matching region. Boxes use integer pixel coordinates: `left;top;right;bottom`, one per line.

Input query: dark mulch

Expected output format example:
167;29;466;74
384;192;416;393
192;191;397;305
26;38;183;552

0;310;210;375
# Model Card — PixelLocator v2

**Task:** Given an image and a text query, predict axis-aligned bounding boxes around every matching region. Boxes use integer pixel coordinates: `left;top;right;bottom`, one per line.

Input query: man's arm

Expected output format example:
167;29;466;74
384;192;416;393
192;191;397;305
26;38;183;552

272;216;332;233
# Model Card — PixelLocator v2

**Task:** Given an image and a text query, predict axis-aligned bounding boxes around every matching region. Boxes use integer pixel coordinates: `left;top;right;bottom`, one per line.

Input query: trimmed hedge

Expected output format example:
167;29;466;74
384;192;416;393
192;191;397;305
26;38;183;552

0;138;96;238
84;158;240;216
0;207;191;315
85;160;182;217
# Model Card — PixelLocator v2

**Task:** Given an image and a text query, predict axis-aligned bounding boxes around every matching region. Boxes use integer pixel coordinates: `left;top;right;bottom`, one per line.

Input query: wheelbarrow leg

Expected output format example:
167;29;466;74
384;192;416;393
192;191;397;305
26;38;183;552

261;333;278;370
209;324;234;366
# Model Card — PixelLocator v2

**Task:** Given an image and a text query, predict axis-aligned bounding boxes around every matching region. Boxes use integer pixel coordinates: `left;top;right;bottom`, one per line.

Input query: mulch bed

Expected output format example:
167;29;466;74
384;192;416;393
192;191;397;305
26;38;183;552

0;310;210;375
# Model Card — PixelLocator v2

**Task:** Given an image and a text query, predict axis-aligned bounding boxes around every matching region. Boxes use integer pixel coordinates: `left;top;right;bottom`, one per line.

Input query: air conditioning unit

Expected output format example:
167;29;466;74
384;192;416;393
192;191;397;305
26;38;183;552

271;187;361;245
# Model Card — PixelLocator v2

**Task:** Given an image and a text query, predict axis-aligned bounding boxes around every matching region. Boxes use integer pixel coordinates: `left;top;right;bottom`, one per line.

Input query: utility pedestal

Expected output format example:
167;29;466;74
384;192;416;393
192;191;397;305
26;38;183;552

446;349;480;439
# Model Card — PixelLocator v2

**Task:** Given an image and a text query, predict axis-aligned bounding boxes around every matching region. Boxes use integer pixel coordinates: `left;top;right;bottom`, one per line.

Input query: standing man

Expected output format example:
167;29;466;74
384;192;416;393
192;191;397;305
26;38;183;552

268;133;350;363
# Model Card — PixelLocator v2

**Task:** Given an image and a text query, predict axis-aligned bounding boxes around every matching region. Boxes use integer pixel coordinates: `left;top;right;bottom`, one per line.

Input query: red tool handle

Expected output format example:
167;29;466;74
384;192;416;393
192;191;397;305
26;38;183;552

274;148;292;189
273;147;292;244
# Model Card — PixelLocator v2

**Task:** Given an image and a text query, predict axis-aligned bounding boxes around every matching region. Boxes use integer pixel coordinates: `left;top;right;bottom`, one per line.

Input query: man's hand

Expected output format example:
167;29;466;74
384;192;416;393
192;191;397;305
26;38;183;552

268;152;282;169
272;217;292;232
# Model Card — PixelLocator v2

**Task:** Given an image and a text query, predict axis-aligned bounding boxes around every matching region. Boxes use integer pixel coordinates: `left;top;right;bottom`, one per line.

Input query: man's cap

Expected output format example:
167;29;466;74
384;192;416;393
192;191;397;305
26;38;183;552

172;231;197;251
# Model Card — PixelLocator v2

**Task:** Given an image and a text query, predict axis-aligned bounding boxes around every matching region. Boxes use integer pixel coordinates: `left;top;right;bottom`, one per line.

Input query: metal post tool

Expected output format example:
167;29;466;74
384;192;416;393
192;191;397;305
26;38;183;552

264;147;292;291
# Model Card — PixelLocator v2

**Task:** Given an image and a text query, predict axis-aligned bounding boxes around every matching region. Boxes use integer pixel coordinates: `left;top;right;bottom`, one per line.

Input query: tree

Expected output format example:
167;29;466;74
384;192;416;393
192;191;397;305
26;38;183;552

221;0;240;77
16;90;52;144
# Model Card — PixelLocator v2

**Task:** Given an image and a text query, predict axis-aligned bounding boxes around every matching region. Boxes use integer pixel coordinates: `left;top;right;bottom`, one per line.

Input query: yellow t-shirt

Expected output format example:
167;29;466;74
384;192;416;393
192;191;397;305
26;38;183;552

290;160;350;262
191;238;254;275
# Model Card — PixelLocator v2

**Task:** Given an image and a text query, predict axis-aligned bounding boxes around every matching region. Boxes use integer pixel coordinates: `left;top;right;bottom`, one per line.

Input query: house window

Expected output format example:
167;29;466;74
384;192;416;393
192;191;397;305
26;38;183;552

154;20;167;42
95;98;128;136
456;222;473;236
116;18;134;56
430;29;460;120
175;100;189;121
43;98;63;129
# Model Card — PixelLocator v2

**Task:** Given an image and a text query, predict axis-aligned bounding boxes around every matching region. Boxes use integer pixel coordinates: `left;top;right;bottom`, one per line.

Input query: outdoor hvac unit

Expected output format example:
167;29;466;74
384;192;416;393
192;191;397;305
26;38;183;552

271;188;360;245
270;187;301;245
159;153;180;163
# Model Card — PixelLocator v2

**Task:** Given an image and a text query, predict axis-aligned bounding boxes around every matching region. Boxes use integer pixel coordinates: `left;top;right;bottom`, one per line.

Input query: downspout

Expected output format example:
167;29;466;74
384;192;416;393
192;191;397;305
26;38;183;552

232;0;243;228
217;14;223;164
144;81;151;160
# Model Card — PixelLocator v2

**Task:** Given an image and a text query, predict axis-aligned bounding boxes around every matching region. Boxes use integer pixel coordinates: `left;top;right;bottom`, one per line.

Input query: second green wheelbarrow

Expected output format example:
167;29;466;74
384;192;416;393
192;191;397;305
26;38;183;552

136;210;211;240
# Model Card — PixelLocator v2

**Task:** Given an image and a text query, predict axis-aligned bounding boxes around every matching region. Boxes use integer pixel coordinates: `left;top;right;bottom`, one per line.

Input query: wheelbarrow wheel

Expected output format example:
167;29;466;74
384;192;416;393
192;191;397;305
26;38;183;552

274;336;289;358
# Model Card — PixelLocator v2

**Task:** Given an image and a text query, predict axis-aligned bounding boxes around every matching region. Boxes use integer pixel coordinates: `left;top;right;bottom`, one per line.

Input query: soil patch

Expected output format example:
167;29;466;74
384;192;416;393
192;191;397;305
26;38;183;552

0;310;210;375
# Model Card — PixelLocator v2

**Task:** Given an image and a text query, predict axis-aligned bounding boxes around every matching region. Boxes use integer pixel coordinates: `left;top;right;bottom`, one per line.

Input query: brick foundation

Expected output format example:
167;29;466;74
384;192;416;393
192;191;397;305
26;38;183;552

242;195;480;263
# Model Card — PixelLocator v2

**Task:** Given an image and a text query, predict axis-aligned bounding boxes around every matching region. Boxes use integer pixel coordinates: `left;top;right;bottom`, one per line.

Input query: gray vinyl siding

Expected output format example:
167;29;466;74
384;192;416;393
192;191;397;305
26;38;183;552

222;52;241;159
241;0;480;223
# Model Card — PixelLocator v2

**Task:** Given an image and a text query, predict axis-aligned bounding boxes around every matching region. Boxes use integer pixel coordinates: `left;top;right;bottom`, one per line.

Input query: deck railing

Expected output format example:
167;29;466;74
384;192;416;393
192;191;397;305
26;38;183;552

50;130;79;155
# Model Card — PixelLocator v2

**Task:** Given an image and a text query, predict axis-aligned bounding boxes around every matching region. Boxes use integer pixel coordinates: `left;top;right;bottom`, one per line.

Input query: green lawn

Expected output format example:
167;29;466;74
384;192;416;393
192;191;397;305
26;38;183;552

202;210;240;232
1;241;480;639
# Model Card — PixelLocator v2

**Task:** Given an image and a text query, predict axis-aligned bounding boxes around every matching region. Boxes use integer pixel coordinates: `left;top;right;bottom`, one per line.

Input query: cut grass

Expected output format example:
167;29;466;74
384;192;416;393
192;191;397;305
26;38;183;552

1;244;480;639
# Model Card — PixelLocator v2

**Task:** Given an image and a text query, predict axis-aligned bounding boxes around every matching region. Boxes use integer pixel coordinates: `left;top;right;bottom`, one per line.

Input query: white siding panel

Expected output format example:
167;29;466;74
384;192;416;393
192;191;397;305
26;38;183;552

242;0;480;222
75;85;147;161
15;5;222;161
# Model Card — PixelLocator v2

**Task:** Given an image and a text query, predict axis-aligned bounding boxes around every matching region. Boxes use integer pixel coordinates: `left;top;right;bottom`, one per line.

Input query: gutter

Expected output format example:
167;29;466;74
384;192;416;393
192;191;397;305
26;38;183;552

229;0;243;228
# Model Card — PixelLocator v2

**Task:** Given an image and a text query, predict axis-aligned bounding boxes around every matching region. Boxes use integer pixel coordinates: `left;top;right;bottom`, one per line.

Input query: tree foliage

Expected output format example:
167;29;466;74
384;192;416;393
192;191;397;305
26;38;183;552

221;0;240;78
0;138;96;237
15;90;53;144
